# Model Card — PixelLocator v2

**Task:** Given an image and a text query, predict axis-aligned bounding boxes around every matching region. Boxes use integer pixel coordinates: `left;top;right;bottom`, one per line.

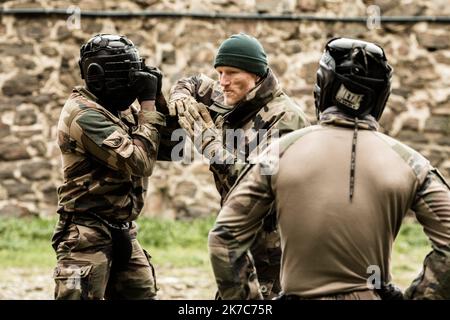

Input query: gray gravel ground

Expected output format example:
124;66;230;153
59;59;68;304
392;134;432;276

0;267;216;300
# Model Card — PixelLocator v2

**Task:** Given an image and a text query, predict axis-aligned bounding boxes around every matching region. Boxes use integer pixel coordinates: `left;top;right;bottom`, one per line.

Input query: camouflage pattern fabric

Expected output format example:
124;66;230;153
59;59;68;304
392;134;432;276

208;147;278;300
170;69;310;298
53;86;164;299
403;164;450;299
56;86;165;222
170;69;309;200
52;214;157;299
209;111;450;299
405;248;450;299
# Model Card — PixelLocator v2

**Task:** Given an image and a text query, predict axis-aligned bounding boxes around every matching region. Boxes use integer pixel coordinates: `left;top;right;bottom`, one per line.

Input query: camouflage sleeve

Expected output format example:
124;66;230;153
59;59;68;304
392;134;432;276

248;107;309;162
275;103;310;137
169;73;217;106
72;108;165;177
208;162;274;300
210;103;309;195
405;168;450;299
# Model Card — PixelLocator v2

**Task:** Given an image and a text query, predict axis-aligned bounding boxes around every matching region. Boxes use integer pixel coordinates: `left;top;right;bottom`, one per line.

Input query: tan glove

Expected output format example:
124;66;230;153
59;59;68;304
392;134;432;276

178;102;229;161
167;92;199;117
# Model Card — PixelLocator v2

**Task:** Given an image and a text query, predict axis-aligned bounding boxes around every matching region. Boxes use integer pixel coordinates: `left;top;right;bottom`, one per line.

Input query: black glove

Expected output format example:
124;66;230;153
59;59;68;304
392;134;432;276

130;71;158;102
144;66;163;96
376;283;404;300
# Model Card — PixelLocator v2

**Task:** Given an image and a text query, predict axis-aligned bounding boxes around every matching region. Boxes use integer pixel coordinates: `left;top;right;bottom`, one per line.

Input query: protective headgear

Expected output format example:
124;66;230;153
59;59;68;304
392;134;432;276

314;37;392;120
79;34;145;111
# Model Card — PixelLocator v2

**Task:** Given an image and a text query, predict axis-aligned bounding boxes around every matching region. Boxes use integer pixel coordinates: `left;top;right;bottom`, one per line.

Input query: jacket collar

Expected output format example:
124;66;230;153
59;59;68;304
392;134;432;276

319;107;379;131
73;86;124;124
224;69;281;126
75;86;99;103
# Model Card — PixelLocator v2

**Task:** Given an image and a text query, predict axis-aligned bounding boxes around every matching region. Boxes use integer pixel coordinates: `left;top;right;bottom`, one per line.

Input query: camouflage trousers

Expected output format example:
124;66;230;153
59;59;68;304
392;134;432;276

249;228;282;299
51;214;157;300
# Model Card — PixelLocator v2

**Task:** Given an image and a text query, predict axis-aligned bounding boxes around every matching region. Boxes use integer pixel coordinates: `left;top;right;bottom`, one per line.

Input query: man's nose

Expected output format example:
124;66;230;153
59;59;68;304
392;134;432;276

220;74;230;87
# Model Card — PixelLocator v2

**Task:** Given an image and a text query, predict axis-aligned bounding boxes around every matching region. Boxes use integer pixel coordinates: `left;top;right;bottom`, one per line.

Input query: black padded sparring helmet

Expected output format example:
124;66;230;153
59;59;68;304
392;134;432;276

79;34;145;110
314;37;393;120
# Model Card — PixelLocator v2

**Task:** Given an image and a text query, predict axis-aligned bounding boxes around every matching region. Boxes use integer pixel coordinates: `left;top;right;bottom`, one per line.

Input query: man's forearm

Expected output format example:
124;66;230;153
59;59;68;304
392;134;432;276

208;229;263;300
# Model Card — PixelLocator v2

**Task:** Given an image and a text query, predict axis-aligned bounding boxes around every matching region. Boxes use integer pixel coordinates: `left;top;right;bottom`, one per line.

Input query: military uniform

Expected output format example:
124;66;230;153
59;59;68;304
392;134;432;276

52;86;164;299
209;109;450;299
170;69;309;298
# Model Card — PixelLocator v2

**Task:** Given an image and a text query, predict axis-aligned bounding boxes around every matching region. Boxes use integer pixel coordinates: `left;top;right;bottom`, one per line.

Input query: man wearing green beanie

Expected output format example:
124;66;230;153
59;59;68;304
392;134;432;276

214;33;269;78
168;33;310;299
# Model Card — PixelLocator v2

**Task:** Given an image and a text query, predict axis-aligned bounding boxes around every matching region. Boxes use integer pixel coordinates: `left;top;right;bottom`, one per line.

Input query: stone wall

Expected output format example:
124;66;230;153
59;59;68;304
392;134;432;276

0;0;449;219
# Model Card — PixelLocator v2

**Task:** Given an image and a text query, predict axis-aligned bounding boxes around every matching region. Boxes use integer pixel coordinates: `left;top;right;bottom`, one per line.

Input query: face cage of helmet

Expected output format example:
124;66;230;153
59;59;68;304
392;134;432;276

84;59;148;111
79;35;150;112
314;38;392;121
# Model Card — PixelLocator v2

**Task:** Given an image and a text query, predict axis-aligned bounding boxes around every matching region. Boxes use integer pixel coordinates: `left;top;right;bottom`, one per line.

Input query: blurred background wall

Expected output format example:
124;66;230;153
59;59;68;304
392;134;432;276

0;0;449;219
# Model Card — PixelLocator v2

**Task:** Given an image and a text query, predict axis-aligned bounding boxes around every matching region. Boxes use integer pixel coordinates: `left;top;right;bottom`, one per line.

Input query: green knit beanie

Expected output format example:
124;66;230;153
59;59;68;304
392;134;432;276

214;33;268;77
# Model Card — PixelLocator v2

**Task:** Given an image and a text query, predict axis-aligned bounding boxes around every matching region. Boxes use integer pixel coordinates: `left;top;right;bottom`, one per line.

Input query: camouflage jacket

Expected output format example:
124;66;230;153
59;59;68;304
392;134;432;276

209;110;450;299
56;86;165;222
170;69;309;201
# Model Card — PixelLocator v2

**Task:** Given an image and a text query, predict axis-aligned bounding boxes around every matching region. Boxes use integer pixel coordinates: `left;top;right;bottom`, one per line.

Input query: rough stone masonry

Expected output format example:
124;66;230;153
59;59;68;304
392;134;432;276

0;0;449;219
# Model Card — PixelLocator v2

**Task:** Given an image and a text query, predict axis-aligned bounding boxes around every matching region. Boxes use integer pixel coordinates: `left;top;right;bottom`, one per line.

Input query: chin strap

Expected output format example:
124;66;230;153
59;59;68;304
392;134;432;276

349;118;358;202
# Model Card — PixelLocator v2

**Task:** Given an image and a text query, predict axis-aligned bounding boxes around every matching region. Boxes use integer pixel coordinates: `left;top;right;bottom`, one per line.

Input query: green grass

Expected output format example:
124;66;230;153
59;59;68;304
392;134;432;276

0;215;431;288
138;215;215;269
0;216;58;268
0;215;215;269
391;217;430;289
